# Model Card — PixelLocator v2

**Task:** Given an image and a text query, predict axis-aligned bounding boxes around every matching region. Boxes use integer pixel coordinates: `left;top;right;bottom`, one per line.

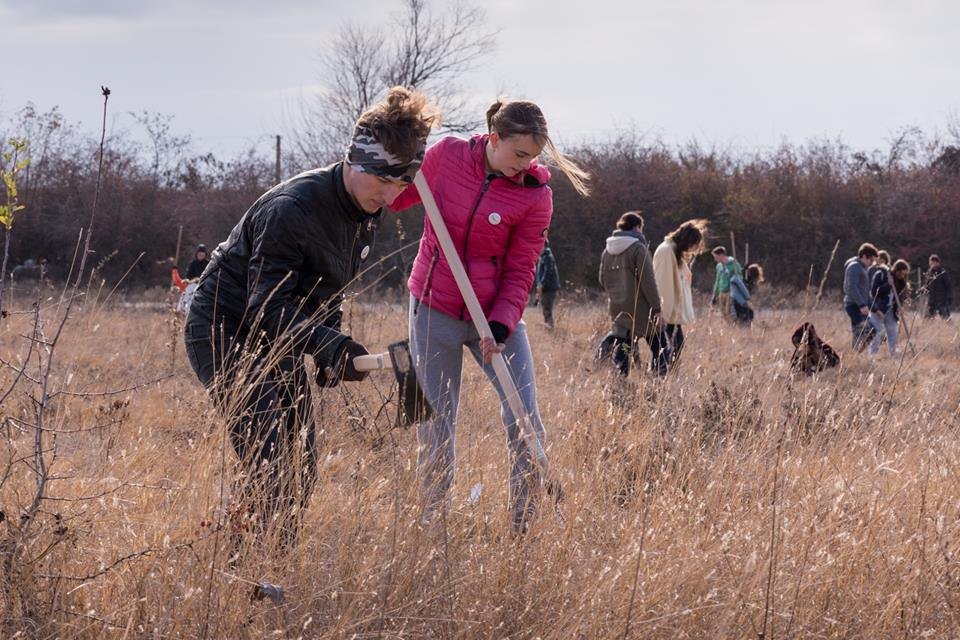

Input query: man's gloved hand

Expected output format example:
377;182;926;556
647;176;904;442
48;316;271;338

334;339;370;382
316;339;370;386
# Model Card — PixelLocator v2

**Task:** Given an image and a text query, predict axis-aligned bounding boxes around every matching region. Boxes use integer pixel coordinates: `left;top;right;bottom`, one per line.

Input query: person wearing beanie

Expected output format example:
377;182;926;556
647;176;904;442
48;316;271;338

184;243;209;280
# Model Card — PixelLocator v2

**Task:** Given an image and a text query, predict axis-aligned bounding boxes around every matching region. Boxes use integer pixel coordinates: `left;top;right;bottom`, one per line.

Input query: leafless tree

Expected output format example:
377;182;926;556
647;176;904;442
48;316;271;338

129;111;191;189
291;0;497;167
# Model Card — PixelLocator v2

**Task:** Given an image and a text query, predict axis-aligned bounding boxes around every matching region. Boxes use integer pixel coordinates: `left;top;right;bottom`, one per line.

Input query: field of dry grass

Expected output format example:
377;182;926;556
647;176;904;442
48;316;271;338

1;291;959;638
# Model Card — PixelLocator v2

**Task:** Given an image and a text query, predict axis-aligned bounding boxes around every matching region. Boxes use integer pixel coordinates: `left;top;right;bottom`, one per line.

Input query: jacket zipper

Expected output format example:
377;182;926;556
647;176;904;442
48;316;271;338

459;173;495;320
350;223;363;276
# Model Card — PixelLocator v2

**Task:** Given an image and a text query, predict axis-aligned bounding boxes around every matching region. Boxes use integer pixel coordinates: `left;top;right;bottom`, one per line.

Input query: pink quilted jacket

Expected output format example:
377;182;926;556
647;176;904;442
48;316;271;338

391;134;553;332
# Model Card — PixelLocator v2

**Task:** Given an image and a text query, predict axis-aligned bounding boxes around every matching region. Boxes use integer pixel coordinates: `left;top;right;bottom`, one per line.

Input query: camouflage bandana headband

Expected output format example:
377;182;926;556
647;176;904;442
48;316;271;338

345;125;424;184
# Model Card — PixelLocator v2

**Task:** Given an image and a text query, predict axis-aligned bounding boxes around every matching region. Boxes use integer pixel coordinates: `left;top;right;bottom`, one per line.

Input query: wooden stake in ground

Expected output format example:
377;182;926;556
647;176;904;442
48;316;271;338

170;224;185;370
812;239;841;311
891;280;917;357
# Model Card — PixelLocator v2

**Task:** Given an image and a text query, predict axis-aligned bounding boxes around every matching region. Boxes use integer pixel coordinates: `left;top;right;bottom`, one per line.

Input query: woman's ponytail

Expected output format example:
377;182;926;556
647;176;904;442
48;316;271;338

487;98;591;197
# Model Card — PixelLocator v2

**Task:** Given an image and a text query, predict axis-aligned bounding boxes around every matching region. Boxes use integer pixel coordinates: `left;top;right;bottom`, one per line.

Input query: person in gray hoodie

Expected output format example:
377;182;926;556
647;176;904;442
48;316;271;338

842;242;879;351
599;211;669;376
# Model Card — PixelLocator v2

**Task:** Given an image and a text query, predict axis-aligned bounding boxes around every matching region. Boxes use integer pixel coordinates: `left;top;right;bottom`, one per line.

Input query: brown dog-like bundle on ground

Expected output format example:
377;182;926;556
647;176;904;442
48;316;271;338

790;322;840;374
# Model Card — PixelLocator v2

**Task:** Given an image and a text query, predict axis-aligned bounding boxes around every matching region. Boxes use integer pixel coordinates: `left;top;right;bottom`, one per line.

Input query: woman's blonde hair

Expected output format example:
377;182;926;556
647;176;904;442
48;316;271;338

486;99;590;196
745;263;765;285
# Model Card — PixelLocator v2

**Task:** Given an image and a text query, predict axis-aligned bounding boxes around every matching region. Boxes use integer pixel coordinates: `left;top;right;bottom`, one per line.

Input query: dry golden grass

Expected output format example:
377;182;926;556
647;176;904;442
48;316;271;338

2;294;960;638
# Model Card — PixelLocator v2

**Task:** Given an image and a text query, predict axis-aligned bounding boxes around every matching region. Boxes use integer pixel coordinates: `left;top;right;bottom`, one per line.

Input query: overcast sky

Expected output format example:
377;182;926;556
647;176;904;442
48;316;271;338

2;0;958;158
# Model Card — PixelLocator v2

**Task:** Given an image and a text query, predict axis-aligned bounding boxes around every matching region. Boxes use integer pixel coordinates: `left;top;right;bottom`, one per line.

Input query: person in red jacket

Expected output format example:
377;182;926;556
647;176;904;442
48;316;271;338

392;99;590;530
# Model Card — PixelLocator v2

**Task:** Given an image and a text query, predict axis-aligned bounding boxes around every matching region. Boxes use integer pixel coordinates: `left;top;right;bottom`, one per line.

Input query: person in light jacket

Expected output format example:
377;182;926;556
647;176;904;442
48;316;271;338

653;219;708;364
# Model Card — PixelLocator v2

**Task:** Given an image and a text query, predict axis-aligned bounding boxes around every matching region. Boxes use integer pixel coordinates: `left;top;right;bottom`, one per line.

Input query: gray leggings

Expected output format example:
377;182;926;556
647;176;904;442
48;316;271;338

409;297;546;529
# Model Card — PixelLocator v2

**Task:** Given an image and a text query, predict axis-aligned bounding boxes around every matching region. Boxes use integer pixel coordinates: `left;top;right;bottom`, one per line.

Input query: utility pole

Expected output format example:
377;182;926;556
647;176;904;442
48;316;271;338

275;135;282;184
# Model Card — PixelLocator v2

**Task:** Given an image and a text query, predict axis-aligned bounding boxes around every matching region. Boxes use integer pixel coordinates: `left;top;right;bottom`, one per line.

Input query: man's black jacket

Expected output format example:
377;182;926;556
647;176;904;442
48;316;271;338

927;266;953;308
189;162;378;370
185;258;209;280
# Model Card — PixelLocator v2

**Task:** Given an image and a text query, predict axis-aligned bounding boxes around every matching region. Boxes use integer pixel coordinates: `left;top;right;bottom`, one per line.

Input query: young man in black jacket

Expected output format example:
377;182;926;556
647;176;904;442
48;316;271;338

183;88;436;549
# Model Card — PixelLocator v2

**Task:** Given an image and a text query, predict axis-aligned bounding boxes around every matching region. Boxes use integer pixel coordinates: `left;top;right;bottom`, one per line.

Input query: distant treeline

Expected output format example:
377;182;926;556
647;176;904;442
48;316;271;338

4;105;959;295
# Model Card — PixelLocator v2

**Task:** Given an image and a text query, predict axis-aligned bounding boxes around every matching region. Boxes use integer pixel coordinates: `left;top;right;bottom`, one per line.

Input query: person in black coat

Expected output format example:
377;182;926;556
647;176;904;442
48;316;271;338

534;236;561;328
183;87;437;550
184;244;209;280
926;254;952;318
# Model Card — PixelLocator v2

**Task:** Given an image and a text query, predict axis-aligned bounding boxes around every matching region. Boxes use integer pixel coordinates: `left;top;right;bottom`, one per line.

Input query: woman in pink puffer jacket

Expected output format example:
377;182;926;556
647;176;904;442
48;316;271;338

392;99;590;530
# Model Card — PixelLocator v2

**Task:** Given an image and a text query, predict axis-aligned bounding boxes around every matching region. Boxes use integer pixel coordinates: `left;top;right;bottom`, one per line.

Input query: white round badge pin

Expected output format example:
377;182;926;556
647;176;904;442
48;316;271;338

360;245;370;259
488;212;502;225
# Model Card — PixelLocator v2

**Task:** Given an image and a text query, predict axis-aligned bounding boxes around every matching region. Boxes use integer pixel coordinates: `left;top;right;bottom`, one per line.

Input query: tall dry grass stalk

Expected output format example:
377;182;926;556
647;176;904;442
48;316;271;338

0;293;959;638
